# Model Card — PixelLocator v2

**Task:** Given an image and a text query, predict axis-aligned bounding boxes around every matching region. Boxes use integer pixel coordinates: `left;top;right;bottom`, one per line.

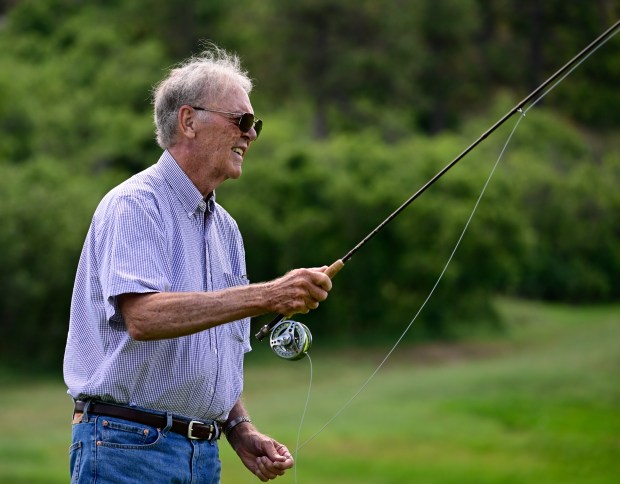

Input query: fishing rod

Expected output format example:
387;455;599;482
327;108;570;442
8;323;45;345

256;18;620;356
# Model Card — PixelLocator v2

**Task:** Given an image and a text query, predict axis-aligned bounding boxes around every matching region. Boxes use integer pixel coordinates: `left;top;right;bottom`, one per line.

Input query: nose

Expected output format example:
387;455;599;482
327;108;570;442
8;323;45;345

244;125;258;142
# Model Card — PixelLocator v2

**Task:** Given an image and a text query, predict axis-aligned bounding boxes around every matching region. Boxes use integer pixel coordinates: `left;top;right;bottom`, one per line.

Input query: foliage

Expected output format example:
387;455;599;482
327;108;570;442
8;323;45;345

0;159;124;368
0;0;618;369
223;0;620;134
0;1;167;173
219;104;620;340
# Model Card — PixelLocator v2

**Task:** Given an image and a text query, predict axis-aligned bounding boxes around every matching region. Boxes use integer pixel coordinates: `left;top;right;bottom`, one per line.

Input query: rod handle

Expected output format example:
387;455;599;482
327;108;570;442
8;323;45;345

254;259;344;341
325;259;345;278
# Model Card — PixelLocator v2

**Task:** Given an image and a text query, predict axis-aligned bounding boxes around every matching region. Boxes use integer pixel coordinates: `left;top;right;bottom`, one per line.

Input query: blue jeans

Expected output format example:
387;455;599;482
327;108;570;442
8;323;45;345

69;403;221;483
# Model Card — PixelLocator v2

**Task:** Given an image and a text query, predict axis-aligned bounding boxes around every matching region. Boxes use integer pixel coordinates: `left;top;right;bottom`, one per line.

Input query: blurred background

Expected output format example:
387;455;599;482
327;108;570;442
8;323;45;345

1;0;618;368
0;1;619;482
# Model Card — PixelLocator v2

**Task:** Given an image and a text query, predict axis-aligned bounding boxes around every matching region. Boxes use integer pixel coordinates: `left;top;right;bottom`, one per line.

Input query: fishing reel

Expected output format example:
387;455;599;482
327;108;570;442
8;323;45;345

269;320;313;361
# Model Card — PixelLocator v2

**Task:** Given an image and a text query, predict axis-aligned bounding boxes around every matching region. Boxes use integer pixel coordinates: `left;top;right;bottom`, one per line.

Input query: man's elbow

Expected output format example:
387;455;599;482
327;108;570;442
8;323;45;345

126;318;152;341
118;293;156;341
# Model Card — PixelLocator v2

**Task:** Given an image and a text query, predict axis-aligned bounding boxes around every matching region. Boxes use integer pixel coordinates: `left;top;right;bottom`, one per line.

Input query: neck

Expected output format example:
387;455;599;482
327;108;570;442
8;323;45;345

168;145;223;197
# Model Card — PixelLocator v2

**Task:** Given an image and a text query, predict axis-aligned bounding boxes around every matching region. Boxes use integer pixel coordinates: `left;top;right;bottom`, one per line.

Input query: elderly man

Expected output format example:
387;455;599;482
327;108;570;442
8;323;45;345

63;45;332;483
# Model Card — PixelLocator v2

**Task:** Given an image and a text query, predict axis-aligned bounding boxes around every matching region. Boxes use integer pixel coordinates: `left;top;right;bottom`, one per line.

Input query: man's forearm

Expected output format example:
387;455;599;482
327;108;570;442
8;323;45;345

119;284;269;341
119;267;332;341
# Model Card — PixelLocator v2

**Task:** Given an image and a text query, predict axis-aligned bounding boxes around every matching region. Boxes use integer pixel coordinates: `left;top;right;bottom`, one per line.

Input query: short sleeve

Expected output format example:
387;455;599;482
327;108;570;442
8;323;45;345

96;194;171;322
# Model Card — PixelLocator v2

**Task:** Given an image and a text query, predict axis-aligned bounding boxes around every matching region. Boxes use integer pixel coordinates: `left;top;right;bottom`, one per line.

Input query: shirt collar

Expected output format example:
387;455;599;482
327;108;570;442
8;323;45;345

157;150;216;217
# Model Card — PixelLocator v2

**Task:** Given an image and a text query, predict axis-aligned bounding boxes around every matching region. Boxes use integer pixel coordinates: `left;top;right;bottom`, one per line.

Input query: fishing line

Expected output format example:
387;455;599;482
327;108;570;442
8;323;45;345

293;353;313;484
297;110;526;451
255;18;620;343
290;19;619;459
253;21;619;483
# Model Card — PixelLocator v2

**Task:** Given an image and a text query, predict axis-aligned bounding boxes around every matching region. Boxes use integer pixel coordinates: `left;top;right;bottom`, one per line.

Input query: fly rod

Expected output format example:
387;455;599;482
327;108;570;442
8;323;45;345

256;18;620;342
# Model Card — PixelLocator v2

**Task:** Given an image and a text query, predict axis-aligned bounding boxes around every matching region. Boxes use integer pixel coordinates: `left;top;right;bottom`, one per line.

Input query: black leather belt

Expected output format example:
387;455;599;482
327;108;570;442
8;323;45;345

74;400;221;441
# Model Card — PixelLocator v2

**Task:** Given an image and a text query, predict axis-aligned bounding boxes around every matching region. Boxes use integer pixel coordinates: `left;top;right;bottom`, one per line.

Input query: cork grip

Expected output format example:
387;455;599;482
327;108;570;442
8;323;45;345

325;259;344;279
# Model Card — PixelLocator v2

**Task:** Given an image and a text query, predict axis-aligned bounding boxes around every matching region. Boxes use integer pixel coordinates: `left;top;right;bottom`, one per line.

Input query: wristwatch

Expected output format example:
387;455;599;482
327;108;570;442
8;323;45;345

224;415;252;436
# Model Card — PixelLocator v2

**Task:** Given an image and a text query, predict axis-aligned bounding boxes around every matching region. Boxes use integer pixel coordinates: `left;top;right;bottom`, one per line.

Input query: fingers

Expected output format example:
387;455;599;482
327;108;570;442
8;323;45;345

300;270;331;311
304;280;329;309
254;453;294;481
275;442;293;459
313;266;334;291
239;434;294;481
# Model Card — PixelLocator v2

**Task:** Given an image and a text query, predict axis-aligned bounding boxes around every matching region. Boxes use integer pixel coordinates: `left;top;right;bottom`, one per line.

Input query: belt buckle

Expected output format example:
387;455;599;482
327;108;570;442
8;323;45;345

187;420;214;440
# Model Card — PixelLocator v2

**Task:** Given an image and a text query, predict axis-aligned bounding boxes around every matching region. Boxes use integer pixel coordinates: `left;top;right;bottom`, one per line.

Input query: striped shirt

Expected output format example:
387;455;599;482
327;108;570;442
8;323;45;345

63;150;251;422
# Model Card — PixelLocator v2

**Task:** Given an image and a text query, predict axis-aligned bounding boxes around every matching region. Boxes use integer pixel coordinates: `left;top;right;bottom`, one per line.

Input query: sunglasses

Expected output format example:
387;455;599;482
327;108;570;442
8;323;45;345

191;106;262;138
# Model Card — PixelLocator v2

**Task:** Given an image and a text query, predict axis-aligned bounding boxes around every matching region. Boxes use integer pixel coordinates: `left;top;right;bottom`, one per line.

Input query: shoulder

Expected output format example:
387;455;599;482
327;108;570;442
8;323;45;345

113;165;163;199
94;166;165;222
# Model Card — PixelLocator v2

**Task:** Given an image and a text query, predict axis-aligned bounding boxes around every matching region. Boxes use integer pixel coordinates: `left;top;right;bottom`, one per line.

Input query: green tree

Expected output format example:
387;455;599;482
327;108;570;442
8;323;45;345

0;159;122;369
0;0;618;371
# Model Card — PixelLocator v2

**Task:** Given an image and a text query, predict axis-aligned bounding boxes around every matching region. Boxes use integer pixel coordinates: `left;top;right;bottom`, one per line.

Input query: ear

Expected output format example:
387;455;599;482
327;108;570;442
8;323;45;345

178;105;198;139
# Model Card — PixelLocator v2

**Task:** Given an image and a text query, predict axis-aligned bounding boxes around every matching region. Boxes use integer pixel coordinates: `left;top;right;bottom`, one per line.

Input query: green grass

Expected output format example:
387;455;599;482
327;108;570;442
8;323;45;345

1;298;619;483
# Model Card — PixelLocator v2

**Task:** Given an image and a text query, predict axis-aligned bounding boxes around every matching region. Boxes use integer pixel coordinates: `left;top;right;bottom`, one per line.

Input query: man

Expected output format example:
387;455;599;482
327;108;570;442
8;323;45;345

63;45;332;483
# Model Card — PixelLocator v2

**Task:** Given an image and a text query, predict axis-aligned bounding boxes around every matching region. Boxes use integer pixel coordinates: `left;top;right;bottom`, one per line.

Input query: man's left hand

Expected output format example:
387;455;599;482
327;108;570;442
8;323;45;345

228;425;294;481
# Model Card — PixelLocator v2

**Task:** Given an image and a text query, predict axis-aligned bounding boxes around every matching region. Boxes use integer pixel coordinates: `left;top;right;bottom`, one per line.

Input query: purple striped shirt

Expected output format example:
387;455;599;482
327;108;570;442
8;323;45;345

63;150;251;422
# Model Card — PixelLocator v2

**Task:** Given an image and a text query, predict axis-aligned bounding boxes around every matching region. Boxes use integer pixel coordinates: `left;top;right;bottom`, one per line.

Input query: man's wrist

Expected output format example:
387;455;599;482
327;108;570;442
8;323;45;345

224;415;252;437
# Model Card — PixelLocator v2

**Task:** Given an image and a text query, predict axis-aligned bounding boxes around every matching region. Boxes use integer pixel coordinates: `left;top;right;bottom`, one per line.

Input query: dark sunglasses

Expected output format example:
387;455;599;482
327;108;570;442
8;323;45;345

191;106;262;138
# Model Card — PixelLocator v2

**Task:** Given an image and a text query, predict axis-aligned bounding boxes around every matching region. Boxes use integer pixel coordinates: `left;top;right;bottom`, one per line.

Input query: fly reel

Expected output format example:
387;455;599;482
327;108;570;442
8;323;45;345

269;320;312;360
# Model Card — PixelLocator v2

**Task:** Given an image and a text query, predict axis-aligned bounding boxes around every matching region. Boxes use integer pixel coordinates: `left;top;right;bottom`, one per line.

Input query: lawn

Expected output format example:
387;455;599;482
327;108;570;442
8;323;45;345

1;298;618;483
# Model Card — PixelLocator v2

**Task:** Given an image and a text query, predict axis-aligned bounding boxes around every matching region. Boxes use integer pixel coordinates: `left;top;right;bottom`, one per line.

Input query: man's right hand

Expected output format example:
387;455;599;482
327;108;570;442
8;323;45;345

265;266;333;316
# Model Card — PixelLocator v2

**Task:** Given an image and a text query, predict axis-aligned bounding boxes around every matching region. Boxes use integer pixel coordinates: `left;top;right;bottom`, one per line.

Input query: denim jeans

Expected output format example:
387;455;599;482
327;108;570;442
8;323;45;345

69;403;221;483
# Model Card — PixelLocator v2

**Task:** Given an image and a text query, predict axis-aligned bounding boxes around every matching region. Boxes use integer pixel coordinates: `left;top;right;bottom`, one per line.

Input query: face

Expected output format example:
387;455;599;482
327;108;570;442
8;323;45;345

191;84;258;193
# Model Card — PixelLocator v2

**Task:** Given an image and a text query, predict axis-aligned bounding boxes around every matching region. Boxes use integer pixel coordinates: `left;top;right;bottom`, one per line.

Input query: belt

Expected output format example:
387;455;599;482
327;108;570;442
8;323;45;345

74;400;221;441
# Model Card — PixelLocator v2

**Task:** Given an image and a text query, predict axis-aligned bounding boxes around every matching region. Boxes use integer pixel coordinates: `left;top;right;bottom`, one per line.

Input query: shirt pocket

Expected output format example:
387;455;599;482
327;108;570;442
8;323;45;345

222;273;249;289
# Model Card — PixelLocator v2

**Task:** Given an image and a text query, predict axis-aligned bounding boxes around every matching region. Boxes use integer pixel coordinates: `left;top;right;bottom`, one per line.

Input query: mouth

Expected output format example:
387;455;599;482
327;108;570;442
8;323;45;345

232;147;245;157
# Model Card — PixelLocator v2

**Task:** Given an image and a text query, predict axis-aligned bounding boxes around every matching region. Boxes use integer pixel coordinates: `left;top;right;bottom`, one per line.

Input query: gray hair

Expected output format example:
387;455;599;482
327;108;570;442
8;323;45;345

152;44;253;149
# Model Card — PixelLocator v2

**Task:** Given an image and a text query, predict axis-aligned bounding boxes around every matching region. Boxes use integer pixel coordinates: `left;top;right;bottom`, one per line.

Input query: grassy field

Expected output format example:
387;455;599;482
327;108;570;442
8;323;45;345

1;298;618;483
